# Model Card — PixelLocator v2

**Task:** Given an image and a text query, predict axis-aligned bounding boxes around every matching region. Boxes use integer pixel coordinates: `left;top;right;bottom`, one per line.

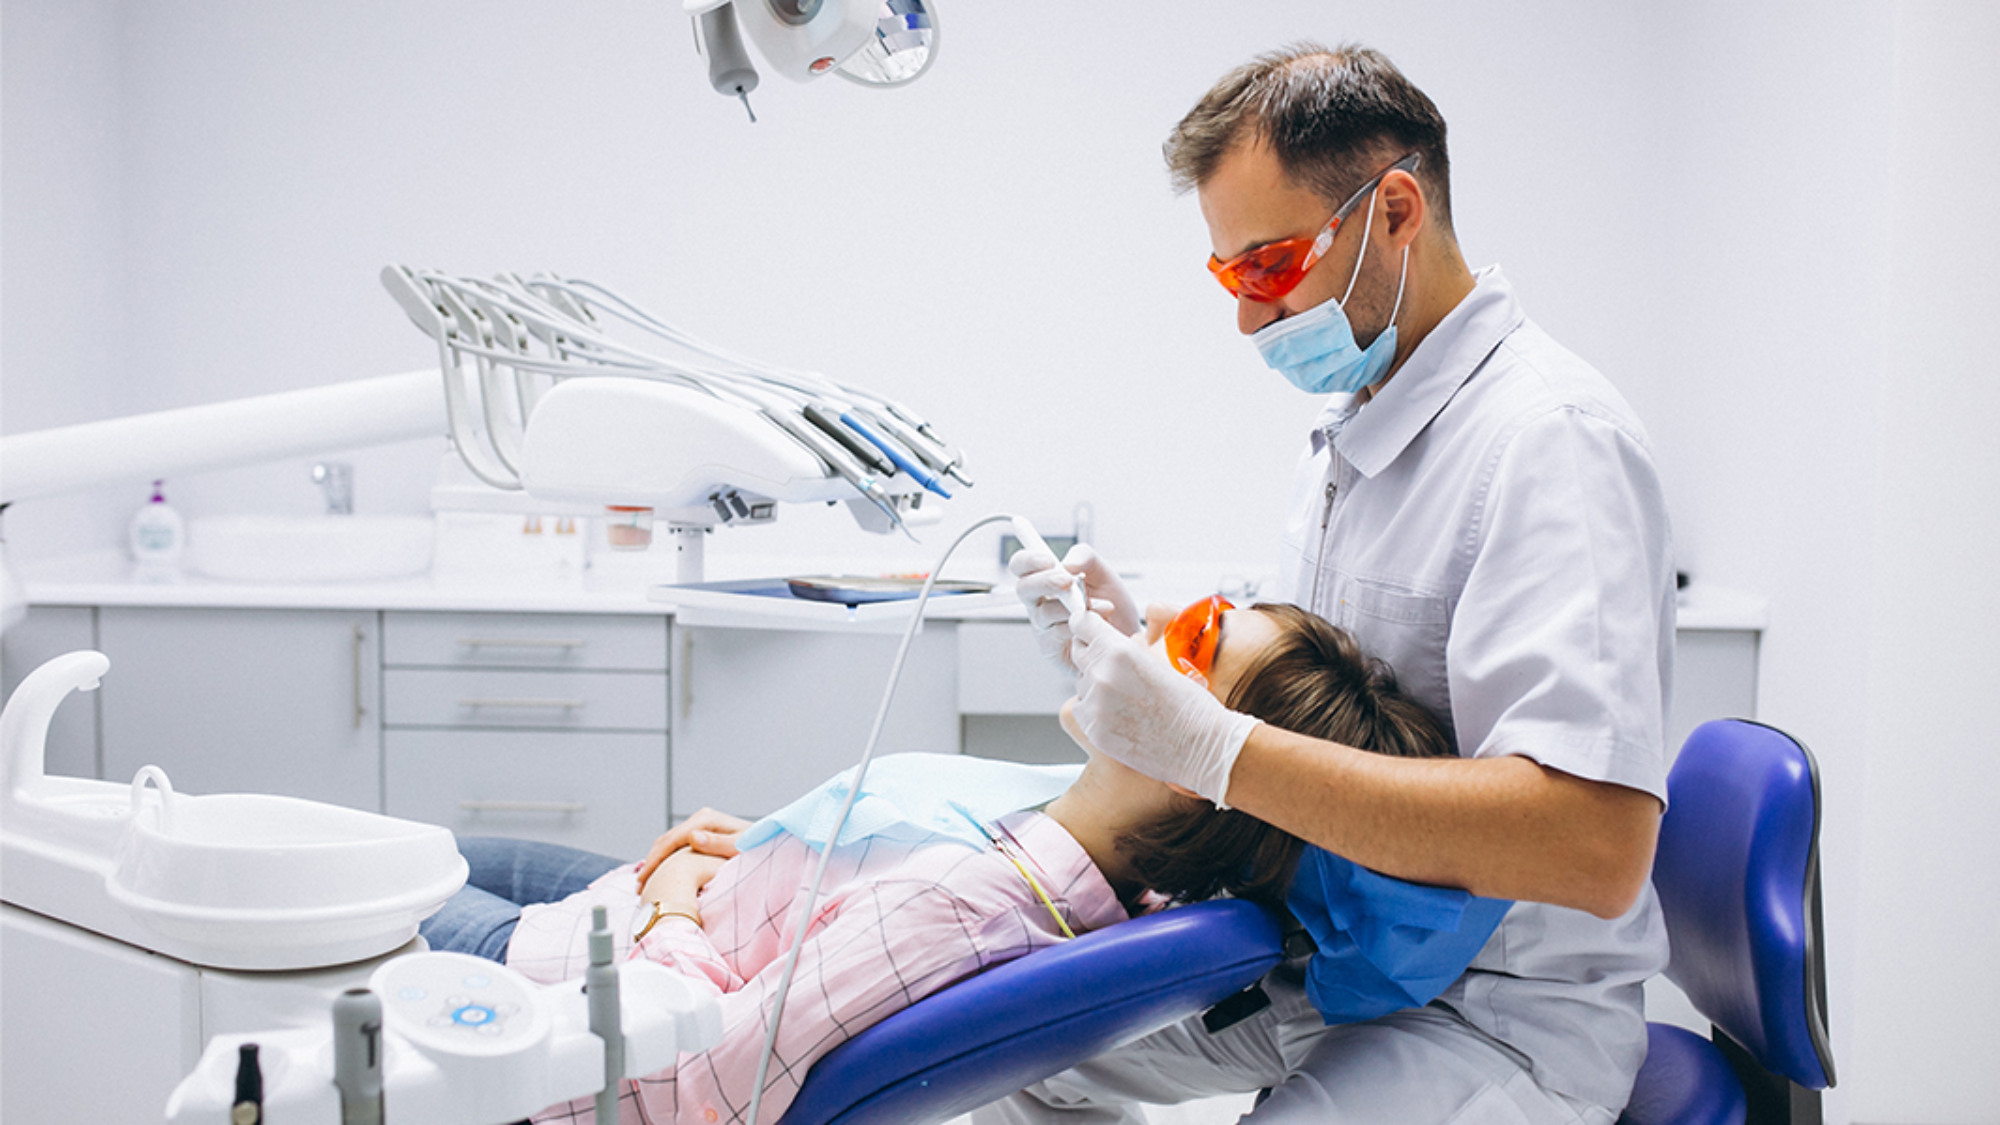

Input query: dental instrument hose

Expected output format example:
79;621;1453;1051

743;512;1042;1125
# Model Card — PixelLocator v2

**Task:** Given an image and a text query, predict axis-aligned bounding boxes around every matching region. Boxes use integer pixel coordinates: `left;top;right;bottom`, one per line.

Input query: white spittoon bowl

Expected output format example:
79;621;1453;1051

107;789;467;970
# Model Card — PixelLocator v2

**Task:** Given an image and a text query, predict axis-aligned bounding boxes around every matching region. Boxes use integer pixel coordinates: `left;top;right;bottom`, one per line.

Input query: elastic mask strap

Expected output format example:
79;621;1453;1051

1387;244;1409;329
1338;186;1380;309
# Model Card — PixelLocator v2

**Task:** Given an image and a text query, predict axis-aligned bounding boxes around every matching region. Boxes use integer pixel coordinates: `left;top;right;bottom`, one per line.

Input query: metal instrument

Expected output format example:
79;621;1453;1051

381;267;970;539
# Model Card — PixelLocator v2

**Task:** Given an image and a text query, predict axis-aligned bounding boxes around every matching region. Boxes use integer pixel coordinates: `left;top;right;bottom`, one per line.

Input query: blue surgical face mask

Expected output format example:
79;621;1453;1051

1252;189;1409;395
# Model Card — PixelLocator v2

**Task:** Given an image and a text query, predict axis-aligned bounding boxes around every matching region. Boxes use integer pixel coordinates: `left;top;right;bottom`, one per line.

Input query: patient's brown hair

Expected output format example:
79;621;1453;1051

1119;602;1452;908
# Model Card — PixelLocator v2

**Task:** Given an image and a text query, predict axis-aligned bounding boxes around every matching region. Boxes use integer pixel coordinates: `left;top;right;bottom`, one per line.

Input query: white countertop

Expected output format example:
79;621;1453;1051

17;549;1768;631
19;549;671;614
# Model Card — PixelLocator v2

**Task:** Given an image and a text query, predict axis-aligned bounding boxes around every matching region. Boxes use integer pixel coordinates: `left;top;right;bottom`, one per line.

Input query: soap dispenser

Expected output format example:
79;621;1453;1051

129;480;185;566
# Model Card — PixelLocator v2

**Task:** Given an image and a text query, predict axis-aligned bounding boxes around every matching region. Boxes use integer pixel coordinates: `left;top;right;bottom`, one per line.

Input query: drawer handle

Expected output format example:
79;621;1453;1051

457;697;588;710
353;624;367;729
457;637;588;649
459;799;587;814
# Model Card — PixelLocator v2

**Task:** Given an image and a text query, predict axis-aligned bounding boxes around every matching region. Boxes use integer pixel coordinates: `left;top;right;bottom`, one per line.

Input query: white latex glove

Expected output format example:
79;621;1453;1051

1070;610;1261;808
1007;543;1143;675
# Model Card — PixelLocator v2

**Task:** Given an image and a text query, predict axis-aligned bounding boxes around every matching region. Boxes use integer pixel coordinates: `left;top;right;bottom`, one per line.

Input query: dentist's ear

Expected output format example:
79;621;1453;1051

1377;164;1428;248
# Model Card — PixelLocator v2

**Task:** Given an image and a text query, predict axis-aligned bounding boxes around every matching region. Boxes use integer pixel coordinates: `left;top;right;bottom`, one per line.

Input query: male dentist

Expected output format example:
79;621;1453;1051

995;43;1675;1124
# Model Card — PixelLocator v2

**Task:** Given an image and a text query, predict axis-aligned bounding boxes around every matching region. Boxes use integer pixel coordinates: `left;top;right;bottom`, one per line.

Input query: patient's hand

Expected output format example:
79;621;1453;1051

636;807;752;887
640;848;727;916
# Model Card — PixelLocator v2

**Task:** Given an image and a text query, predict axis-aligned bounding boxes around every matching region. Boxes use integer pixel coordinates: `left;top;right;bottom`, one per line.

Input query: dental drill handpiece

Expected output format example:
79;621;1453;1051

1010;517;1086;621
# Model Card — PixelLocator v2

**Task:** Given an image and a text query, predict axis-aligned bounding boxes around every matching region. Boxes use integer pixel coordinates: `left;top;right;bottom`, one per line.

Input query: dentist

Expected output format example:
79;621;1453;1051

996;43;1675;1124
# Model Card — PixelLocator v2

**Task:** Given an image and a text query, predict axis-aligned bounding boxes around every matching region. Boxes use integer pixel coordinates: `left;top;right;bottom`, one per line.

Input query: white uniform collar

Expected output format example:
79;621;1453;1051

1314;266;1526;477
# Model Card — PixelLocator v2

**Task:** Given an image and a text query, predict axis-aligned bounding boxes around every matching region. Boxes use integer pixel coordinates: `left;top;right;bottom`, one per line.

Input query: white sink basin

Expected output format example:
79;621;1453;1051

3;651;467;969
106;785;467;968
188;515;435;582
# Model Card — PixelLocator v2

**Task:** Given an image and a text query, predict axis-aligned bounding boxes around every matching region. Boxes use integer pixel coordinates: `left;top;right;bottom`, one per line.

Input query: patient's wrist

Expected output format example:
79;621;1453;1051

658;899;701;923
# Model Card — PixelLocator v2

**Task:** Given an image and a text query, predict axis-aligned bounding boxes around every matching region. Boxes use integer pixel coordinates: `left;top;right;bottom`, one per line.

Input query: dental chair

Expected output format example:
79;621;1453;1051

777;718;1835;1125
778;896;1287;1125
1618;718;1836;1125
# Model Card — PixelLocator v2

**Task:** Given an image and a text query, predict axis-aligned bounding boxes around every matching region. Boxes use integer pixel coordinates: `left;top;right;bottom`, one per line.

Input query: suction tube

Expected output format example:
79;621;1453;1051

588;905;625;1124
333;989;384;1125
745;513;1065;1125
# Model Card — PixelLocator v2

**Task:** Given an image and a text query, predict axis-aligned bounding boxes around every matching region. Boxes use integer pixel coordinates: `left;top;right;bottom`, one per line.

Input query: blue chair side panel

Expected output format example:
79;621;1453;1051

779;900;1284;1125
817;960;1276;1125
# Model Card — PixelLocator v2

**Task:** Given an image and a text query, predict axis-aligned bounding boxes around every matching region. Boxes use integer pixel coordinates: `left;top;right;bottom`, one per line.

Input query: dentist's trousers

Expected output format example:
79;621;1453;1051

969;975;1616;1125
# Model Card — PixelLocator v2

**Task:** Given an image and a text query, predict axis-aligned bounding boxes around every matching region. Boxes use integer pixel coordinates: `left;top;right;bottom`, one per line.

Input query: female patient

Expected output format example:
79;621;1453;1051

421;601;1451;1125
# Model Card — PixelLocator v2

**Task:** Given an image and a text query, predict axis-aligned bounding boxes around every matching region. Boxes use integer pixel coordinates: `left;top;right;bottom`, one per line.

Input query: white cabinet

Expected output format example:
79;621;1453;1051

668;622;960;819
1664;628;1759;763
957;621;1085;765
95;607;382;810
381;612;670;857
1;904;202;1124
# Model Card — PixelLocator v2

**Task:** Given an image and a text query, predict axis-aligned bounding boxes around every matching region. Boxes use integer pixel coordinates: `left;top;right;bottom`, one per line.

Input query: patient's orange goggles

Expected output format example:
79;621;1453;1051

1163;595;1234;680
1206;153;1421;303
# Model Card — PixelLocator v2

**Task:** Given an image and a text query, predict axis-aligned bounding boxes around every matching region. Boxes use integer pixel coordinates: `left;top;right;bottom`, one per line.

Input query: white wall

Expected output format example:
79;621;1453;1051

1851;3;2000;1121
0;0;137;555
4;2;1997;1119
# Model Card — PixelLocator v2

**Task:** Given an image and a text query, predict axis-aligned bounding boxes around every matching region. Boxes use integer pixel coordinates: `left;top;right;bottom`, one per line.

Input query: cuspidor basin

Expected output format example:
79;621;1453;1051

105;788;467;969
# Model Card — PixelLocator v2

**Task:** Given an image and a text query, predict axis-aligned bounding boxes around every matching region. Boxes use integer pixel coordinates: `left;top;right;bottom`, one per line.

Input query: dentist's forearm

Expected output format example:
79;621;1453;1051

1226;723;1660;919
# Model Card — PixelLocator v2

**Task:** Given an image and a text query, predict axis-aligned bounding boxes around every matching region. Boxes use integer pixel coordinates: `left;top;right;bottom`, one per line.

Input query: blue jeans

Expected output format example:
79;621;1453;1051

419;837;624;963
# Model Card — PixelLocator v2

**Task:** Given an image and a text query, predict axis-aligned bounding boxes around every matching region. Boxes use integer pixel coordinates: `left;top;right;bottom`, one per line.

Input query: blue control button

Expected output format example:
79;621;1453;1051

398;987;428;1002
463;974;492;989
451;1004;496;1027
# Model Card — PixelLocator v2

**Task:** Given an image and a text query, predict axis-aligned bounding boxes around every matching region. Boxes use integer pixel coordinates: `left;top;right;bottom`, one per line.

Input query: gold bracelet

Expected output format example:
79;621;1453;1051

633;902;702;941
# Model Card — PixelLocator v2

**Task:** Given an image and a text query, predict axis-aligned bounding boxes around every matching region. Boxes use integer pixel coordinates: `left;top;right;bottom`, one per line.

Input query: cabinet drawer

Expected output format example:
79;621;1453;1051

384;668;667;731
957;622;1074;715
384;612;668;671
385;729;667;858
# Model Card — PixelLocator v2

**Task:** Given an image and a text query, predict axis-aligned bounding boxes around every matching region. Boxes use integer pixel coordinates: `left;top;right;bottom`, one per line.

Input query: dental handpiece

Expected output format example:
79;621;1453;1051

1009;516;1086;620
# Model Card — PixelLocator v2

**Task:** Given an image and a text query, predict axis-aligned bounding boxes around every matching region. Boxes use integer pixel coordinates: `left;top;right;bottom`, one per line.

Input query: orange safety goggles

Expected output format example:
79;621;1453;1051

1163;595;1234;680
1206;153;1421;303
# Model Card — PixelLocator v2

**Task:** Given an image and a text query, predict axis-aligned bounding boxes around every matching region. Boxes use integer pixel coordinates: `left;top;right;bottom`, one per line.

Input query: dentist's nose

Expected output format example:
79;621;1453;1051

1237;295;1283;336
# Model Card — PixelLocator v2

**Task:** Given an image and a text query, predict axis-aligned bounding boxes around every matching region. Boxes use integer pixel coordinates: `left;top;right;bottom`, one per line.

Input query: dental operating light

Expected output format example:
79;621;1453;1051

687;0;938;121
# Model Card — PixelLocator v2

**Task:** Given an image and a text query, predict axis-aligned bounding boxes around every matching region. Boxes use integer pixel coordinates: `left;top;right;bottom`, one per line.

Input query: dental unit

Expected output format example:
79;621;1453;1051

1;652;718;1125
378;267;970;575
0;246;986;1121
0;652;713;1125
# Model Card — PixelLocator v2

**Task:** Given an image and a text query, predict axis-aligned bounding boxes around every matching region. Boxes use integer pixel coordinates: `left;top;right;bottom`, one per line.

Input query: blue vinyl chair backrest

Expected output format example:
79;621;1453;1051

1655;719;1835;1090
776;897;1285;1125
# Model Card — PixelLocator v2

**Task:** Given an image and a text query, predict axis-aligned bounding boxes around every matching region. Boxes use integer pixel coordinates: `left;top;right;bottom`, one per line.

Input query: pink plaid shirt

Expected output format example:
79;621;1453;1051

506;810;1130;1125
